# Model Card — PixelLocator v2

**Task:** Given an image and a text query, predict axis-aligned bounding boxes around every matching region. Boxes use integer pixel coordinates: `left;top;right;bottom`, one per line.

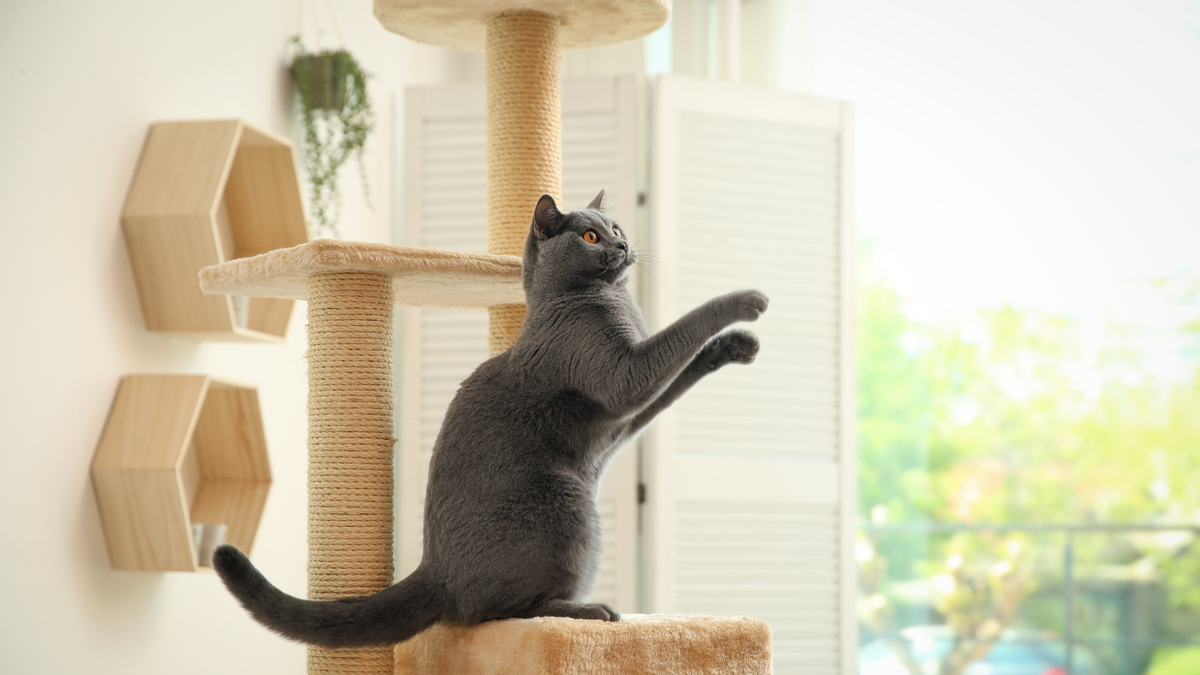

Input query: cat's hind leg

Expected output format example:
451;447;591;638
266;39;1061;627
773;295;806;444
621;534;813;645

521;598;621;622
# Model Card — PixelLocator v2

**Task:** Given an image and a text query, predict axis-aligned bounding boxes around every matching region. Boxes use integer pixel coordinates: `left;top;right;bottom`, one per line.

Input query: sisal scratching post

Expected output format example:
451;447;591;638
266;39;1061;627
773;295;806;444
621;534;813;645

485;11;562;355
307;271;396;675
202;242;524;675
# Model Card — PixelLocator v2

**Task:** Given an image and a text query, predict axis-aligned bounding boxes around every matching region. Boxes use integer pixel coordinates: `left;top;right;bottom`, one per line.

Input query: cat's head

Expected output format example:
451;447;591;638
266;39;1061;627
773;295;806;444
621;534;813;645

522;190;635;290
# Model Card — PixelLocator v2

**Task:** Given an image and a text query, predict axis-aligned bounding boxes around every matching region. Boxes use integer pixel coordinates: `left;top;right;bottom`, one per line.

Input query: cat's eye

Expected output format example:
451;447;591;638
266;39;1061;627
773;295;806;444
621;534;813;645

583;230;599;244
612;227;622;238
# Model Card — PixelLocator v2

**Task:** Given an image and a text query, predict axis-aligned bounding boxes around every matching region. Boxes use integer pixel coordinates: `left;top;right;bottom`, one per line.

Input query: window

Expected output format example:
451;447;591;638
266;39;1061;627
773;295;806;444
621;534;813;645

815;1;1200;672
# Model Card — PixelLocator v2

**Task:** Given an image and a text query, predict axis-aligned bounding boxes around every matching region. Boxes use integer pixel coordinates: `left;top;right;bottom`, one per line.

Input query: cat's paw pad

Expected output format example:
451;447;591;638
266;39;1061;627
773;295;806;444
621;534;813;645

723;330;760;364
732;290;769;322
701;330;760;369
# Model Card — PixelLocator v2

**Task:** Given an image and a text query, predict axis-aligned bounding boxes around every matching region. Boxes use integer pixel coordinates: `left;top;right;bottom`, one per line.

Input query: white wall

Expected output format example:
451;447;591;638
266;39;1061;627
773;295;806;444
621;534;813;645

0;2;454;672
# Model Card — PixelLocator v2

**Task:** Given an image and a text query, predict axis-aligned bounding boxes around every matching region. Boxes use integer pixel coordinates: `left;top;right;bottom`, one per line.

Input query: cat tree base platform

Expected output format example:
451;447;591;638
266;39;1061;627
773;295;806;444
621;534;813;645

394;615;772;675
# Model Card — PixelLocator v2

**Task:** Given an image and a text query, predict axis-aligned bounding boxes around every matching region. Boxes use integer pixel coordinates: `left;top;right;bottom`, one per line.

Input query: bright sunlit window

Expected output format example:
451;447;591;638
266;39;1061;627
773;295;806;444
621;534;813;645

815;1;1200;672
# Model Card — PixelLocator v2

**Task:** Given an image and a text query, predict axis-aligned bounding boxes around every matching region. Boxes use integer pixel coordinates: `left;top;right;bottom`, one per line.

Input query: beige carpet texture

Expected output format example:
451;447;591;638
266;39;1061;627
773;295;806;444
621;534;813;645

394;614;773;675
198;239;524;309
373;0;670;51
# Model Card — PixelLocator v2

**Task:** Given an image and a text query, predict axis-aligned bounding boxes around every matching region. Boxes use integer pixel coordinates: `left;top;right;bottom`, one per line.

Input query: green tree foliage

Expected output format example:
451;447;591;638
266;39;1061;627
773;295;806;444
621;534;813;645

857;254;1200;667
857;268;933;523
859;264;1200;528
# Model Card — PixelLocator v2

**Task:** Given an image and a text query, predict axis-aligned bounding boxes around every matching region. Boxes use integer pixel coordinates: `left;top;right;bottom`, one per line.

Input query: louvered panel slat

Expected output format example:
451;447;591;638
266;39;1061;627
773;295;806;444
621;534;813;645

673;440;837;459
681;408;840;427
678;168;838;194
673;395;836;416
678;242;838;273
415;100;487;417
672;108;841;469
418;114;486;255
420;232;486;254
681;200;840;224
676;393;835;415
677;245;840;272
675;421;836;440
678;253;839;278
676;251;835;276
676;542;840;557
677;562;839;579
408;97;489;560
420;205;487;219
680;115;839;148
678;368;840;392
420;340;490;357
651;85;850;674
680;164;840;191
423;142;487;156
423;311;490;327
674;501;840;675
420;197;488;213
678;385;838;410
422;158;487;174
414;102;487;555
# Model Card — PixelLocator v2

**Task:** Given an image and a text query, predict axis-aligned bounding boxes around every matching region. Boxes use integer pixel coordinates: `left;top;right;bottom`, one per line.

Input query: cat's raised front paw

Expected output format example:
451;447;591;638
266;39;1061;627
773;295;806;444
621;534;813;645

731;290;769;323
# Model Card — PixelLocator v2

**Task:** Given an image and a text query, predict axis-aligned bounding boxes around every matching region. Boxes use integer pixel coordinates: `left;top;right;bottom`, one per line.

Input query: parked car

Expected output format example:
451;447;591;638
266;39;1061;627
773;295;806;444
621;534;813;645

859;625;1104;675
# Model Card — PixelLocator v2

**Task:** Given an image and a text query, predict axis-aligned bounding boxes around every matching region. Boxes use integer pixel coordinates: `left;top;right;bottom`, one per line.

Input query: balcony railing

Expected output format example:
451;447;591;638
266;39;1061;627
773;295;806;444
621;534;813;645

859;522;1200;675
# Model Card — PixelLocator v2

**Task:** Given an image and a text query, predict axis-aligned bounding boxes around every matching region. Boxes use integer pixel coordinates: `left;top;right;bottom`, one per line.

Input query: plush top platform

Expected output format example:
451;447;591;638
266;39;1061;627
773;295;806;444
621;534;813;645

199;239;525;309
373;0;671;52
394;614;772;675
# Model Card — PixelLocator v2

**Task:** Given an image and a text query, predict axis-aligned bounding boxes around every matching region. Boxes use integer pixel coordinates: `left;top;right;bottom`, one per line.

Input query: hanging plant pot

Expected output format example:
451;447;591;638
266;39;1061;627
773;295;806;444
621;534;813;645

289;38;374;239
293;51;350;112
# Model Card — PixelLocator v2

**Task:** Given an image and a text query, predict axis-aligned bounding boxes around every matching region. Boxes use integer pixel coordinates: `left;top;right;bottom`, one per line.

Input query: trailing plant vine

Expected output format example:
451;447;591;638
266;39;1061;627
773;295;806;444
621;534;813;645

291;37;373;238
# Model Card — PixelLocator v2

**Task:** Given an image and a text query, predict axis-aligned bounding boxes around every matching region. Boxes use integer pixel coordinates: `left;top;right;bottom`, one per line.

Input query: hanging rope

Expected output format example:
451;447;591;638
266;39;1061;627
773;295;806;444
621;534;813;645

294;0;345;51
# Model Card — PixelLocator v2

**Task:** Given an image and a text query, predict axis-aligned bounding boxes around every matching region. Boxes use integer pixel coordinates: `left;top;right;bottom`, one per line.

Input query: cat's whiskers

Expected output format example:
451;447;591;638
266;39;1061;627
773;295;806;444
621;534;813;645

628;252;669;293
631;252;678;277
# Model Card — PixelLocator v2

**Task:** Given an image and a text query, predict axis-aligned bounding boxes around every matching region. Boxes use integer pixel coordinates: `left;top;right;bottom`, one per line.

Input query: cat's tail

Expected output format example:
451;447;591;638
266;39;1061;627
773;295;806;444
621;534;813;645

212;544;443;648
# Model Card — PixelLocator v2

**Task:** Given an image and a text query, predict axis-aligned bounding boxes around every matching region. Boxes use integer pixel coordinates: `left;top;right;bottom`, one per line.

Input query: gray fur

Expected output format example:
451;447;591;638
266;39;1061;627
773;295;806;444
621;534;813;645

213;191;768;647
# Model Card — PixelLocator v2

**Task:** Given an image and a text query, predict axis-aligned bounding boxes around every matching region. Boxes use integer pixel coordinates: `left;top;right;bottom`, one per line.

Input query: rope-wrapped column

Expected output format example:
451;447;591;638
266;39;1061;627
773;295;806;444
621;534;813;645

306;272;396;675
486;11;562;356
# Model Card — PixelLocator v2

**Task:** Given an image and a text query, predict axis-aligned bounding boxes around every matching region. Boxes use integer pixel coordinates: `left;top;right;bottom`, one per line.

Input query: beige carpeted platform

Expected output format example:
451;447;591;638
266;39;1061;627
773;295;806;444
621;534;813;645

198;239;524;309
373;0;670;52
394;614;773;675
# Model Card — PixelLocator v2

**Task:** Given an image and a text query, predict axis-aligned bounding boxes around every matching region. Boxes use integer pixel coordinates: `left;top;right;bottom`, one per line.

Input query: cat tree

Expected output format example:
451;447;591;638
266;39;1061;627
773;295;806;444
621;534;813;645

201;0;771;673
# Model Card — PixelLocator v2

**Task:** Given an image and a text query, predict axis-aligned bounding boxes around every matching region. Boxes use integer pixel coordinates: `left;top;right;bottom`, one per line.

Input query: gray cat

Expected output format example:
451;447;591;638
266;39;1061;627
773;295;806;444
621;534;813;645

213;190;768;648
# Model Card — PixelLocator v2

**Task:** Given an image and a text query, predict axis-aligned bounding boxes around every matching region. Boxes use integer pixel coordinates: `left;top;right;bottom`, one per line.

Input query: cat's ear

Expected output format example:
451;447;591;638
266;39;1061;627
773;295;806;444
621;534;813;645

532;194;563;239
587;189;606;212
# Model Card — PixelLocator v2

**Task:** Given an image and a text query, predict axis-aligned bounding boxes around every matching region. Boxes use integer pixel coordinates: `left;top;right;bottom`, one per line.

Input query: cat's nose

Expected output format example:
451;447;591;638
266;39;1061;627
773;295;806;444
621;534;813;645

615;241;628;252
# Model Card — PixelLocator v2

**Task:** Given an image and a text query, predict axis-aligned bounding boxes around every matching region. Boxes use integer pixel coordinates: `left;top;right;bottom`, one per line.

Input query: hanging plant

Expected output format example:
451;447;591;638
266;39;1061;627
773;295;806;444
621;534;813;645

290;37;373;238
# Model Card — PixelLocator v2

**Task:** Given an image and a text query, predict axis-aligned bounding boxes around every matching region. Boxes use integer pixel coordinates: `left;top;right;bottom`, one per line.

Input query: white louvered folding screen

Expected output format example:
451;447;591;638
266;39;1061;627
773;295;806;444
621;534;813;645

643;75;856;674
398;76;640;612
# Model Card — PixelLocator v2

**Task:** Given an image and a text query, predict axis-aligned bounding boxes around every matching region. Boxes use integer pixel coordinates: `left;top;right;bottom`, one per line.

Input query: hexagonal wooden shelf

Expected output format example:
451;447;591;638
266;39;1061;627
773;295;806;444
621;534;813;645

91;374;272;572
122;119;309;342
